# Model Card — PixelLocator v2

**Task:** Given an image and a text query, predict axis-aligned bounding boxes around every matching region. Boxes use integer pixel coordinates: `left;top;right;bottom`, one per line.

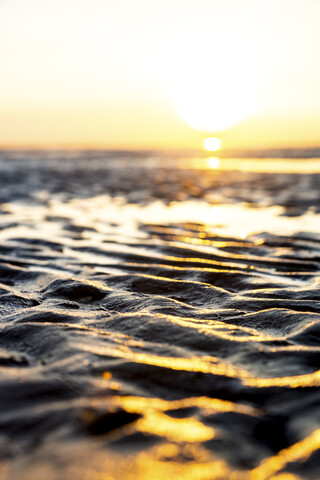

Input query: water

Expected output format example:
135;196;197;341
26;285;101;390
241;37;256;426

0;151;320;480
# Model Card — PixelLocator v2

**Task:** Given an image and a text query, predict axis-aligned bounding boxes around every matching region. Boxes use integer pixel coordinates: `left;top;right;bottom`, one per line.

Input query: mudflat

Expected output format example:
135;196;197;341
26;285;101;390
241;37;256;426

1;151;320;480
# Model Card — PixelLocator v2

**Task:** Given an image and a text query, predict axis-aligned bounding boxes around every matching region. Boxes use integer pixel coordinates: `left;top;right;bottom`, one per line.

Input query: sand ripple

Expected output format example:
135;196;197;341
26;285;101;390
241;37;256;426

0;152;320;480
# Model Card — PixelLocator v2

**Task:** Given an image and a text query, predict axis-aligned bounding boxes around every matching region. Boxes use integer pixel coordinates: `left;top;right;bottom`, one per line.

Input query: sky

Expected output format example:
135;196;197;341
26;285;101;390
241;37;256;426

1;0;320;151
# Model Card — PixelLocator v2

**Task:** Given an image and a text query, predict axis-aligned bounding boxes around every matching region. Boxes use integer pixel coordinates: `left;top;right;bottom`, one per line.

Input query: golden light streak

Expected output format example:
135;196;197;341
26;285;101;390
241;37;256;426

110;395;260;417
251;429;320;480
244;369;320;388
137;411;215;443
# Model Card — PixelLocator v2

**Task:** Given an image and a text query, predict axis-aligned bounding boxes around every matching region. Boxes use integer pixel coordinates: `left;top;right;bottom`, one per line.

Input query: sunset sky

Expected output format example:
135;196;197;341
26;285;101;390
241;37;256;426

1;0;320;151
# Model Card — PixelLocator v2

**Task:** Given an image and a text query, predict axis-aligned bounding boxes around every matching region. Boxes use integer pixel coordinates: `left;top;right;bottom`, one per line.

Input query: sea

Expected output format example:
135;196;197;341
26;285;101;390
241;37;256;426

0;149;320;480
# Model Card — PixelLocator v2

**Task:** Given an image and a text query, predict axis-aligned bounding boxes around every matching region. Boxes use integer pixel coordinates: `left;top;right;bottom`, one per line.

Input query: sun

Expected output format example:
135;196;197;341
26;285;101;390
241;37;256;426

204;137;221;152
167;35;256;133
175;77;252;132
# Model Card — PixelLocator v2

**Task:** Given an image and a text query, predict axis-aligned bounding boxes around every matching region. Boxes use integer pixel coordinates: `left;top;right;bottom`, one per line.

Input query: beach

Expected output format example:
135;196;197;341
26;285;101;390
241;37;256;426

0;150;320;480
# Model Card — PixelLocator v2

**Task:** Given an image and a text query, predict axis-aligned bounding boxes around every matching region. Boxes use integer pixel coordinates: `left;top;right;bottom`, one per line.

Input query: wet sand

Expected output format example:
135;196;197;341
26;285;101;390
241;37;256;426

0;151;320;480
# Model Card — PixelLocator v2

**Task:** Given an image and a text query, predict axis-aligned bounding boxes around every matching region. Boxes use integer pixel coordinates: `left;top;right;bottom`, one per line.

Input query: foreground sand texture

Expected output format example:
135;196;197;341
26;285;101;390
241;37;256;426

0;151;320;480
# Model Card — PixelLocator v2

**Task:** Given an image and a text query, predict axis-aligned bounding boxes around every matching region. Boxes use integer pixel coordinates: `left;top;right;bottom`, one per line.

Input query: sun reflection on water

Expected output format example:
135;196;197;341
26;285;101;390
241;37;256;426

208;157;221;168
197;157;320;173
